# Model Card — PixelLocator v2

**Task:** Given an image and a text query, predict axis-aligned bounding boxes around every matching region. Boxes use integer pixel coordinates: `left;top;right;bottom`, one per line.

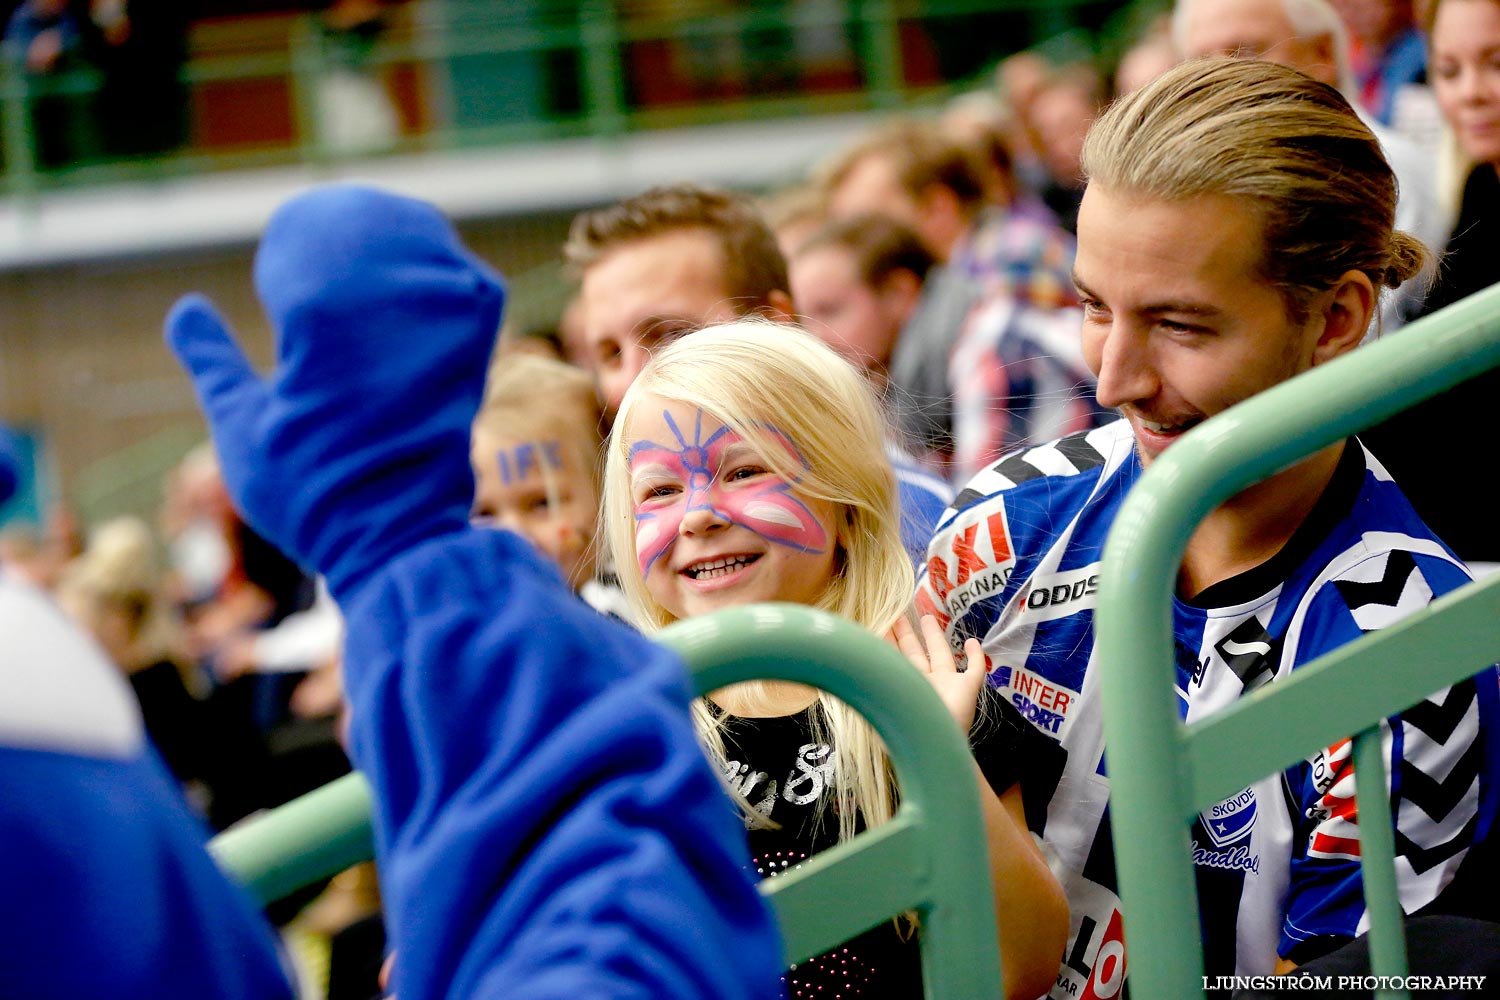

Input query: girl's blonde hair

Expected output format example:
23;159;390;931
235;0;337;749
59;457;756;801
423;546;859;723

476;353;603;456
602;320;914;842
56;516;191;683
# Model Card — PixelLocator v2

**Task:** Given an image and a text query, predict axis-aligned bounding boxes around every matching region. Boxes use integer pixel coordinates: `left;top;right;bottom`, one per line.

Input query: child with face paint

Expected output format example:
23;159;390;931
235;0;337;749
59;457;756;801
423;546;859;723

471;354;628;619
601;321;1069;1000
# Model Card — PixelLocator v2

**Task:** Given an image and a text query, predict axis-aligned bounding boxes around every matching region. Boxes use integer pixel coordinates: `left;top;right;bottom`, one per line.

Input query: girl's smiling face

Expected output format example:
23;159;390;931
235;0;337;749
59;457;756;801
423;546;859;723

625;393;841;620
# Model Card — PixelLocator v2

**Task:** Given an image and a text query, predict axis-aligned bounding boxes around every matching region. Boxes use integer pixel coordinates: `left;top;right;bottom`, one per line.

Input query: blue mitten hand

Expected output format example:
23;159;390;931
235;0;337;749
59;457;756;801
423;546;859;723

166;183;505;600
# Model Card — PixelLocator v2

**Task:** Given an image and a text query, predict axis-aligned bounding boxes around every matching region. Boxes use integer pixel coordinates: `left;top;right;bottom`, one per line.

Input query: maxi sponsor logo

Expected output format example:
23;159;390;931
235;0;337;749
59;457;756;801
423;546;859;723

918;508;1015;630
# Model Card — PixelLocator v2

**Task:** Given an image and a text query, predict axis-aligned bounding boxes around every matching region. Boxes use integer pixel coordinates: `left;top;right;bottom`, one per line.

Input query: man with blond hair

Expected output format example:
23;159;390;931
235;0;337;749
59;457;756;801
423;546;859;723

920;59;1499;996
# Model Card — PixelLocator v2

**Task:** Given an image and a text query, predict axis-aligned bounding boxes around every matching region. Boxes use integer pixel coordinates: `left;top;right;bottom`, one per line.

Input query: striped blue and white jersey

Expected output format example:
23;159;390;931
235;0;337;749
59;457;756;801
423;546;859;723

916;418;1500;997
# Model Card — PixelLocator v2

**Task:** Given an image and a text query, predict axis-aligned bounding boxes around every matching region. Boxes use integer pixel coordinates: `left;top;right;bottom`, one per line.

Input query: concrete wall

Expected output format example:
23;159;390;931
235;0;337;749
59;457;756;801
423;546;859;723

0;208;577;527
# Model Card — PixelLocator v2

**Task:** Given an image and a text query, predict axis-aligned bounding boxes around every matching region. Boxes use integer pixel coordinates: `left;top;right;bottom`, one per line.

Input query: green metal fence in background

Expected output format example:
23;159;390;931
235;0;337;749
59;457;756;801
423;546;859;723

1095;285;1500;999
1;0;1148;205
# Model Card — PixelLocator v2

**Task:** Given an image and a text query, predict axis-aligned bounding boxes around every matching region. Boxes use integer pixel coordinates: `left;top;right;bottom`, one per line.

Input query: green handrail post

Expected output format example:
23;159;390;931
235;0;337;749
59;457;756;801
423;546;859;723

289;14;330;167
210;770;374;907
663;602;1002;995
580;0;626;139
1095;284;1500;998
659;603;1003;997
1352;726;1408;996
0;54;39;206
857;0;905;109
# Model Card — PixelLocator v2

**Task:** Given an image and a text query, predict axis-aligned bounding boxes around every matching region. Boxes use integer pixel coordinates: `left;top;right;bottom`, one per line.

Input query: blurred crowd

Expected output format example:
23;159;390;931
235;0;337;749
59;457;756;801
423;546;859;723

4;440;346;821
0;443;366;990
0;0;191;165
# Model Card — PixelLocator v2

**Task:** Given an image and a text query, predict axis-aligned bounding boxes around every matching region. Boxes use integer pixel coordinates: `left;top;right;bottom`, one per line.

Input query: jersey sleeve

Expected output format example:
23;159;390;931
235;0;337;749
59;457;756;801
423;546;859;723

894;464;954;572
341;528;784;1000
0;575;295;1000
970;685;1068;833
1278;549;1500;961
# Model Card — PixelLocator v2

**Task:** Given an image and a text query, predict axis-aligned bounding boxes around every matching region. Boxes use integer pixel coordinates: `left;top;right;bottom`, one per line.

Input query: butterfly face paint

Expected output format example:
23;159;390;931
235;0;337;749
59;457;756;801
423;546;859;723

628;407;829;578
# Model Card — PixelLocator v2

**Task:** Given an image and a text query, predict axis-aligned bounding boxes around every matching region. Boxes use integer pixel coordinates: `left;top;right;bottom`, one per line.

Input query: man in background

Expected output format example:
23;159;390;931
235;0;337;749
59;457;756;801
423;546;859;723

1173;0;1447;329
566;183;951;565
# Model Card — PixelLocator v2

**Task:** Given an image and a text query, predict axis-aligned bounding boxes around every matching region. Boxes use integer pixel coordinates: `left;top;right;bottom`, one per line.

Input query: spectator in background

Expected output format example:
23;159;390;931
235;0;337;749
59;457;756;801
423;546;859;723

311;0;400;156
53;516;210;789
1361;0;1500;570
470;352;629;620
1419;0;1500;314
158;443;332;830
1025;63;1103;233
1173;0;1449;329
1332;0;1431;126
790;210;1085;499
823;117;990;268
1114;16;1181;94
3;0;76;72
821;117;1079;472
789;212;933;389
937;87;1058;226
993;48;1054;197
160;444;314;665
2;0;89;166
565;183;794;425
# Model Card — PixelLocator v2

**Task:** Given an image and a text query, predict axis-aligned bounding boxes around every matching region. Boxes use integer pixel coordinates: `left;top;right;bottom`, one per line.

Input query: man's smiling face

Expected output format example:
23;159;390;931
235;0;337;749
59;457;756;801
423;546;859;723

578;228;742;423
1074;184;1321;466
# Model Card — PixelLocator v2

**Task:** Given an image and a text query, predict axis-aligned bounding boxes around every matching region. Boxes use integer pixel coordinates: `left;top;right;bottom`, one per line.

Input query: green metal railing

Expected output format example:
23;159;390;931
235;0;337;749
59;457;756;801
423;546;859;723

1095;285;1500;999
209;769;375;909
211;603;1003;997
1;0;1130;204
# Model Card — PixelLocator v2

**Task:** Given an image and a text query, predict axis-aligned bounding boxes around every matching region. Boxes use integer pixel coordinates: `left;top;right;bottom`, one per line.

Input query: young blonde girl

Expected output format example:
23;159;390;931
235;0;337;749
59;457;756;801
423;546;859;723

472;353;627;618
601;320;1066;1000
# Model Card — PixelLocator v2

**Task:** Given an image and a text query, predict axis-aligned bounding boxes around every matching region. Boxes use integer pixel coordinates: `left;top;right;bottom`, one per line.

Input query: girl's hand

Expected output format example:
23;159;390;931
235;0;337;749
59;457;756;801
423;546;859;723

887;614;989;733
